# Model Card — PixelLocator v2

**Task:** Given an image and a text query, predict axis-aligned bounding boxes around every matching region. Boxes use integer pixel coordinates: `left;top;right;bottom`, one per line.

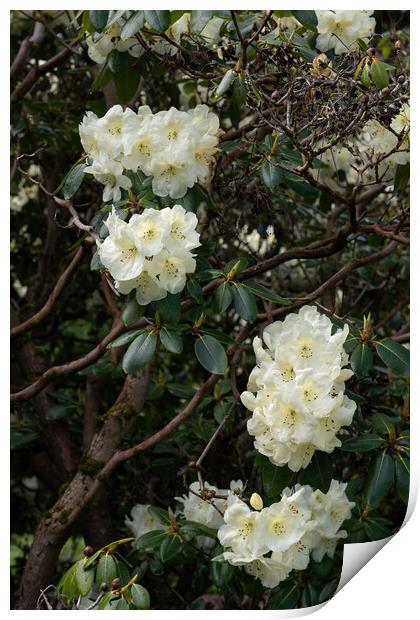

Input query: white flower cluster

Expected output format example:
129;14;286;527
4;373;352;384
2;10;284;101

176;480;244;531
241;306;356;471
80;103;220;201
218;480;354;588
315;11;376;55
315;103;410;190
97;205;200;304
236;225;277;257
86;20;143;64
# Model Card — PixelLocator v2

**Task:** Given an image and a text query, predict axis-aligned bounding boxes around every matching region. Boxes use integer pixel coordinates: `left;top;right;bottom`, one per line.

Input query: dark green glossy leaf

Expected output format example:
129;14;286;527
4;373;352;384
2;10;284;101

210;560;235;588
89;10;109;31
257;455;293;498
144;10;171;32
186;279;203;303
135;530;167;551
299;452;333;493
351;342;373;376
107;329;144;349
131;583;150;610
153;293;181;323
114;66;141;104
181;520;217;538
148;506;171;525
95;554;117;588
195;335;228;374
215;282;232;312
375;339;409;376
160;326;183;354
291;10;318;30
121;11;145;40
340;433;385;452
231;283;257;321
122;330;157;374
200;328;235;345
365;451;395;507
191;10;213;33
159;534;182;562
261;159;282;190
243;281;290;305
62;162;86;199
267;581;300;609
395;456;409;503
122;296;145;325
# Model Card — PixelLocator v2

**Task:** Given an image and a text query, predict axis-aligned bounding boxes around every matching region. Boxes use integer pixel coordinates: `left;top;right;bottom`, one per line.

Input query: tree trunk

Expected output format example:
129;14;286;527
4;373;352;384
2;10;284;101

15;370;149;609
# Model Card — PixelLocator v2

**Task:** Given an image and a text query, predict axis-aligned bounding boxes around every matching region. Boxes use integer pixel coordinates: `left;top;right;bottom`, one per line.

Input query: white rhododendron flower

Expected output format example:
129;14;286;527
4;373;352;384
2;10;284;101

217;480;354;588
79;103;220;200
97;205;200;303
315;11;375;55
313;106;410;190
86;19;142;65
241;305;356;471
125;504;165;539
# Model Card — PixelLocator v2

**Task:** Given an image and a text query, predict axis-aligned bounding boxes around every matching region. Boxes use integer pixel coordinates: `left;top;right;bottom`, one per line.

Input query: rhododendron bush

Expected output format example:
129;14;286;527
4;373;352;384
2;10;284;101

11;9;409;611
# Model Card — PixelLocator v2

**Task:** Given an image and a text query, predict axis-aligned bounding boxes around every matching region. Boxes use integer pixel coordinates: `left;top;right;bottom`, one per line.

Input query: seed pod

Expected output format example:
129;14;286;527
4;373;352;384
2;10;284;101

215;69;237;98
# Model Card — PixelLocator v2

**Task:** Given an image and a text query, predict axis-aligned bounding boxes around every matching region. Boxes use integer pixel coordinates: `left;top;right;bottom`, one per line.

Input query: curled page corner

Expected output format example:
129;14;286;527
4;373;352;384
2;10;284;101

335;480;417;595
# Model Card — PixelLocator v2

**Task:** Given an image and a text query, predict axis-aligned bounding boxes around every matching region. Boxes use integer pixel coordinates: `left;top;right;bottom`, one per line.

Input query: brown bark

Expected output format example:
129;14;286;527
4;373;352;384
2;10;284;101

15;370;149;609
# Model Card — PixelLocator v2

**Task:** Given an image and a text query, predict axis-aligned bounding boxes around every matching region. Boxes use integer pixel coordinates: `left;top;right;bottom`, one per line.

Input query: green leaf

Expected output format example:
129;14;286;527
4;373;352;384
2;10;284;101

136;530;167;551
97;592;114;610
107;329;144;349
148;506;171;525
351;342;373;377
299;452;333;493
108;50;129;74
122;330;157;374
340;433;385;452
371;412;395;436
159;535;182;562
121;11;145;40
361;63;371;88
375;339;409;376
160;327;183;354
95;554;117;588
210;560;235;588
363;516;393;540
223;257;249;277
215;282;232;313
231;283;257;321
181;521;218;538
291;10;318;30
153;293;181;323
114;66;141;104
122;297;145;325
371;59;389;90
131;583;150;610
395;456;410;503
257;455;293;498
62;163;86;200
116;598;129;609
186;279;203;303
267;581;300;609
243;281;290;305
394;163;410;192
365;451;395;507
75;559;94;596
57;563;79;603
144;10;171;32
195;335;228;375
200;328;235;345
89;10;109;31
191;10;213;34
261;160;282;190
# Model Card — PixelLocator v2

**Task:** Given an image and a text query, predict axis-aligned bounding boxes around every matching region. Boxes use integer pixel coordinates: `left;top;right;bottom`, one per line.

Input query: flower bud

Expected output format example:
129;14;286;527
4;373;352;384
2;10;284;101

250;492;264;511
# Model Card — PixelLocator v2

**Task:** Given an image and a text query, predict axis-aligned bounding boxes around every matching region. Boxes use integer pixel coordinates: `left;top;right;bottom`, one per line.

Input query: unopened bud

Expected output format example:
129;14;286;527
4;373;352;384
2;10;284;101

100;582;108;592
250;492;264;511
112;577;122;589
83;545;94;557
